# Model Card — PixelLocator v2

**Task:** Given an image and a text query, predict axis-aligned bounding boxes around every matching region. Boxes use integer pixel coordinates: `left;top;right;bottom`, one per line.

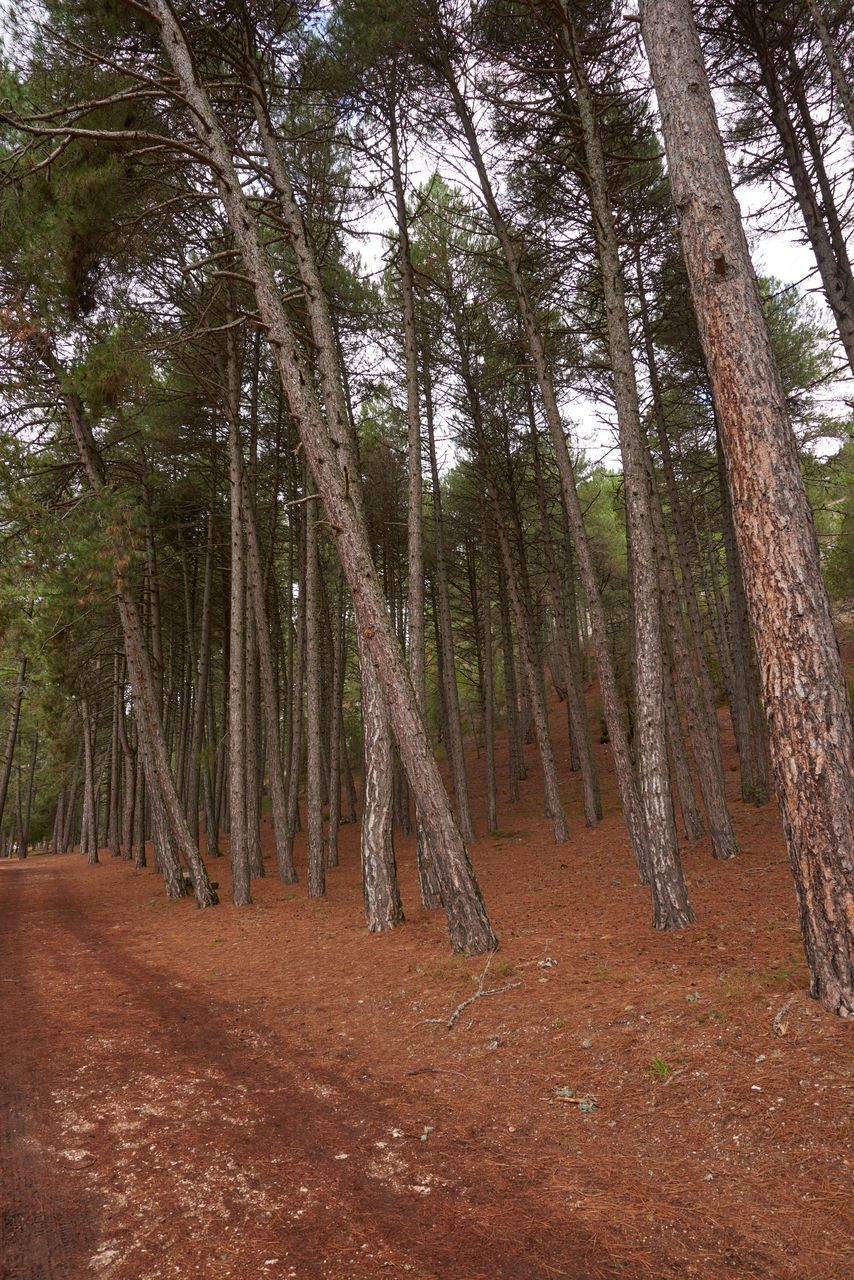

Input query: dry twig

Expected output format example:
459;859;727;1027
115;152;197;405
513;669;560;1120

416;954;522;1030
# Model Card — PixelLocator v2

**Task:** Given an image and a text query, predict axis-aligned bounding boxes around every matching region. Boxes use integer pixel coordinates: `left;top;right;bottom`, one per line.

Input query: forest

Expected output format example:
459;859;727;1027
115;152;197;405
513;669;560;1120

1;0;854;1019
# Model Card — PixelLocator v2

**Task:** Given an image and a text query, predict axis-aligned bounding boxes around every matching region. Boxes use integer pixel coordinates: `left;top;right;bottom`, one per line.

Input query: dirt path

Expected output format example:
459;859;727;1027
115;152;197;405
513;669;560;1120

0;856;602;1280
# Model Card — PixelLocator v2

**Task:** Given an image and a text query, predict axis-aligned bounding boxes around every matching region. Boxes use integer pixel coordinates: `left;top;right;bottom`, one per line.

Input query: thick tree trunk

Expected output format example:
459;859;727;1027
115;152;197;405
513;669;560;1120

642;0;854;1015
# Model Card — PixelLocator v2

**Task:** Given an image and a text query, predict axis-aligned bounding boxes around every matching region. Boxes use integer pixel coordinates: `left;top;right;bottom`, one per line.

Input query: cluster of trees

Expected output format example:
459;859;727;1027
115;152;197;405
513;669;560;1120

0;0;852;1010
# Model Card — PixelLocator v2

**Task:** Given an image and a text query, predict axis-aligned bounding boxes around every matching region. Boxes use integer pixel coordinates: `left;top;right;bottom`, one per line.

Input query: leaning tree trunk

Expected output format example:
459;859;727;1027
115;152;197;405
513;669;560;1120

642;0;854;1016
153;0;495;954
45;350;217;906
804;0;854;135
751;25;854;375
435;30;649;880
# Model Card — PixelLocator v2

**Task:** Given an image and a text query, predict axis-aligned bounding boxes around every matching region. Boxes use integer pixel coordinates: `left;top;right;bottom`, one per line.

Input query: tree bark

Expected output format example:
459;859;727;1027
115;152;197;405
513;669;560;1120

642;0;854;1015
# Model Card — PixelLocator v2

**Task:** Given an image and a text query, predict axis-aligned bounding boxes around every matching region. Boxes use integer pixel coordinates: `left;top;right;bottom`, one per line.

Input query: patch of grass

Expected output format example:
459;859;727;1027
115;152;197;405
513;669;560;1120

651;1055;674;1080
718;954;807;1000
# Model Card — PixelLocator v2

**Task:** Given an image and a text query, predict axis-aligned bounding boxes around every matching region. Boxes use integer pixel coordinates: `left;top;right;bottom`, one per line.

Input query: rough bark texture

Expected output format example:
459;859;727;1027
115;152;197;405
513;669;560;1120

154;0;495;953
643;0;854;1015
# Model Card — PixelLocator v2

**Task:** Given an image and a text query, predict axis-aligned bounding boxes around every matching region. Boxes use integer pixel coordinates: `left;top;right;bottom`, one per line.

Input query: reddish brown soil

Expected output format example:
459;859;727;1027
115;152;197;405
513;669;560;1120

2;698;853;1280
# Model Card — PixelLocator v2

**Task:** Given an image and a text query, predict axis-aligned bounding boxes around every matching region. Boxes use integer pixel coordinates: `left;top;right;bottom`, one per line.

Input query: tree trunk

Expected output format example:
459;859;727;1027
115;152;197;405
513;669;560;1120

226;333;252;906
326;563;346;869
750;20;854;375
305;493;326;899
154;0;495;953
435;28;650;880
481;529;498;835
80;698;98;865
0;654;27;833
422;340;476;844
390;106;440;907
528;395;601;824
804;0;854;134
642;0;854;1015
561;9;693;926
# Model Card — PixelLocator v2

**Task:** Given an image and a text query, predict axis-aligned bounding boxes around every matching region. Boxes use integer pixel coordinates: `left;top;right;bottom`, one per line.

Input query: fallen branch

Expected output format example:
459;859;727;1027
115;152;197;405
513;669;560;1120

773;998;799;1036
416;954;523;1030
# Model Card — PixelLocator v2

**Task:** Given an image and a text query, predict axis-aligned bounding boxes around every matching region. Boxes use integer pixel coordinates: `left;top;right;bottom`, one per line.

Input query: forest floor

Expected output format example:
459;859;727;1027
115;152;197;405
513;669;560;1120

2;684;854;1280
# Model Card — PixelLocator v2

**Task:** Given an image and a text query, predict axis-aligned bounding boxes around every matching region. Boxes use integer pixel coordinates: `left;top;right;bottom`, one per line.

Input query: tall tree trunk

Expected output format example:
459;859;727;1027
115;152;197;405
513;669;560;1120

481;529;498;835
644;441;738;859
226;333;252;906
434;27;650;881
0;654;27;833
305;493;326;899
748;17;854;374
326;563;346;869
528;395;601;824
390;104;440;907
107;654;122;857
561;10;693;926
453;320;569;843
80;698;98;865
497;572;523;803
804;0;854;134
642;0;854;1015
153;0;495;952
44;348;216;903
244;587;265;879
185;500;215;845
422;340;476;844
